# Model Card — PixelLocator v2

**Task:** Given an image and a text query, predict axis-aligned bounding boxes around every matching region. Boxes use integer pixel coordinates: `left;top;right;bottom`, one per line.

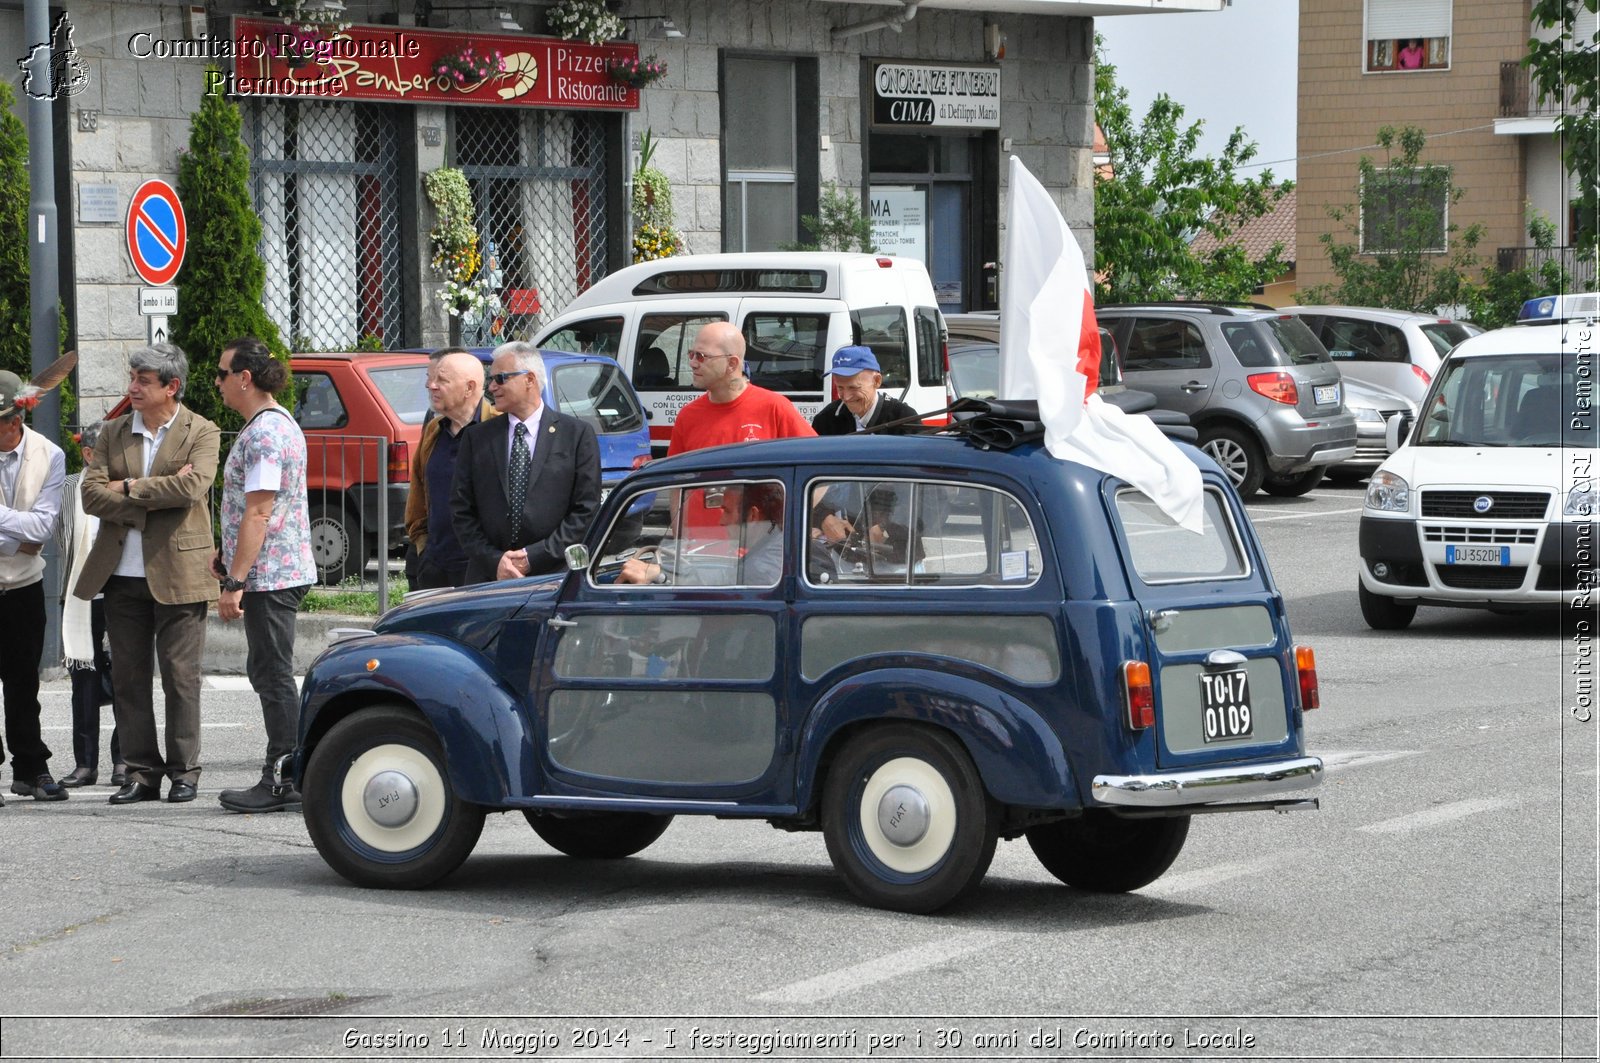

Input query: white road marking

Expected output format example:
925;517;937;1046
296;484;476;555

1142;857;1283;896
1359;797;1515;835
753;931;1012;1004
1317;749;1423;772
1247;506;1366;523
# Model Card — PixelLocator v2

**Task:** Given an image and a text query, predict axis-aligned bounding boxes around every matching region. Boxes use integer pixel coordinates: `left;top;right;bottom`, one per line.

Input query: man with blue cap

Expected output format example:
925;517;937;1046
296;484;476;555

811;345;920;436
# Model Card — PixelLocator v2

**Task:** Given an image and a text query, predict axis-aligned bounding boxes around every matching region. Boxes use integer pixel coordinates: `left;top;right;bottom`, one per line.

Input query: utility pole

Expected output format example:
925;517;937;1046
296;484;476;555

24;0;64;667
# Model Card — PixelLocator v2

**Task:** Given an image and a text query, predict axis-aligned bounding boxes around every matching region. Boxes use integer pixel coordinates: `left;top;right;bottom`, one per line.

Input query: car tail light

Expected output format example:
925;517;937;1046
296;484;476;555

1294;645;1319;710
387;441;410;483
1122;661;1154;730
1411;364;1432;386
631;453;650;470
1247;371;1299;406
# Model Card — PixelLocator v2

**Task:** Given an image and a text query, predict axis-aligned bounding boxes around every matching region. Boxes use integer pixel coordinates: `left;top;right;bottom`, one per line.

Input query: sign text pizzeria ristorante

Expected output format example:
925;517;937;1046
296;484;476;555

870;60;1000;130
224;18;639;110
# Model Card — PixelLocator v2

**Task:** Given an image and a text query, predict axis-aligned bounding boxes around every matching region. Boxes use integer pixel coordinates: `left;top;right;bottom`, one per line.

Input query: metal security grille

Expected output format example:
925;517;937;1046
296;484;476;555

245;101;406;351
454;108;610;346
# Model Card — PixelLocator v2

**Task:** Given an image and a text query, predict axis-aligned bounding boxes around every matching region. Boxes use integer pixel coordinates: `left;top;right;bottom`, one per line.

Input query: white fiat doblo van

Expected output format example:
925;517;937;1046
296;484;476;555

1357;292;1596;628
531;252;947;455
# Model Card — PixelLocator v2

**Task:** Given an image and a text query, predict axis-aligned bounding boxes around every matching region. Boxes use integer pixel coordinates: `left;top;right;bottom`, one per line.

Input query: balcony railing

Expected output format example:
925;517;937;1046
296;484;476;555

1500;59;1579;118
1497;245;1597;288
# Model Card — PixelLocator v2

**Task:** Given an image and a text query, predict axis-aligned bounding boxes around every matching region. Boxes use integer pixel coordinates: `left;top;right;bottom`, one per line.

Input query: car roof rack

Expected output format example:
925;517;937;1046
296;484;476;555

1099;300;1280;315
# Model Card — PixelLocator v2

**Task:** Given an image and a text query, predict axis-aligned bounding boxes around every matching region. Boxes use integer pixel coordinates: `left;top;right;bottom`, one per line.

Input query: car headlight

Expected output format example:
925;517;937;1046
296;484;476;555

1353;406;1383;423
1365;469;1411;513
1566;483;1596;517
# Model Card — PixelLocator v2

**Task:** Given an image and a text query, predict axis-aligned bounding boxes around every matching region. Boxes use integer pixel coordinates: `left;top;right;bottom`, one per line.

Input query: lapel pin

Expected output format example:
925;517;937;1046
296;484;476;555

547;425;555;433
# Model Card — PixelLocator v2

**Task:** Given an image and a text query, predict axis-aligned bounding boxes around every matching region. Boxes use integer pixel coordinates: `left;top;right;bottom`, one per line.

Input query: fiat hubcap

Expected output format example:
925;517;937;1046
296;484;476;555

362;769;418;828
876;784;931;846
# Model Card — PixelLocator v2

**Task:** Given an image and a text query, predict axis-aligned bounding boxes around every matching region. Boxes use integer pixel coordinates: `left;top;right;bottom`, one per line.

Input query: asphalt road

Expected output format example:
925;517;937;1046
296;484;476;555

0;479;1594;1062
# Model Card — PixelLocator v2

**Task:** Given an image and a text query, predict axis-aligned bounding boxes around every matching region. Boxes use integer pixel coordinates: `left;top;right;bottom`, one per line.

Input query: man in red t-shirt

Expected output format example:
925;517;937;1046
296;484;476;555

667;322;816;456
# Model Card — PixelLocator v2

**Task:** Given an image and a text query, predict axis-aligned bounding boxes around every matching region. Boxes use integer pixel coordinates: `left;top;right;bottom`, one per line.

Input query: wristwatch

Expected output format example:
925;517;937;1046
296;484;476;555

220;575;247;592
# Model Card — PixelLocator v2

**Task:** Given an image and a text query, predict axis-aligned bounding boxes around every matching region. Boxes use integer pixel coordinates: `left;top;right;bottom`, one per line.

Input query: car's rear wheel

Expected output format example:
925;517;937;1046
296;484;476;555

1262;466;1325;497
522;810;673;859
822;725;997;913
309;502;367;585
1358;579;1417;630
303;706;484;888
1198;426;1266;497
1026;811;1189;892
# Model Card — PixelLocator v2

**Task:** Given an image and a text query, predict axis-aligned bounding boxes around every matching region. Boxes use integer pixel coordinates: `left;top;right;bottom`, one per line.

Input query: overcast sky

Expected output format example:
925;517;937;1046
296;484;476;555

1095;0;1299;181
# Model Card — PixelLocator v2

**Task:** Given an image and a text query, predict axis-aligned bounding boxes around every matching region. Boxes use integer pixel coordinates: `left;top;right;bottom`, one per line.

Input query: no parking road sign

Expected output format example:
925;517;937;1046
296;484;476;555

126;179;187;286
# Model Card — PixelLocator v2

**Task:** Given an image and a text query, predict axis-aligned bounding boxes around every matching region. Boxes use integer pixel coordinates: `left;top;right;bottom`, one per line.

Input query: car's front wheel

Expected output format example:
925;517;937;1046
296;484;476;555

1358;579;1417;630
303;706;485;888
522;810;673;859
822;725;997;913
1026;811;1189;892
1198;426;1266;497
309;502;367;585
1262;466;1325;497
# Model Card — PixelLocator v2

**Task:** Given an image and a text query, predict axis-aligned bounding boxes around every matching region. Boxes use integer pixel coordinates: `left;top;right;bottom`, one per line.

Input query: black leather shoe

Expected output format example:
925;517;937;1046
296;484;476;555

167;780;198;803
12;774;67;801
60;766;97;788
108;781;161;805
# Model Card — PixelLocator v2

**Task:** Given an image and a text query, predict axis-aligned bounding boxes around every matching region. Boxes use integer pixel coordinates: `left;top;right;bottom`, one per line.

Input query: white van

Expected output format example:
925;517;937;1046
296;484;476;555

1356;293;1596;629
531;252;947;454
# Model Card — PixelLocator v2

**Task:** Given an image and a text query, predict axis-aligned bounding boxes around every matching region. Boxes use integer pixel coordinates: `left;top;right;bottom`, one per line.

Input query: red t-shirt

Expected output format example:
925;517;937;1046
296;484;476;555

667;384;816;456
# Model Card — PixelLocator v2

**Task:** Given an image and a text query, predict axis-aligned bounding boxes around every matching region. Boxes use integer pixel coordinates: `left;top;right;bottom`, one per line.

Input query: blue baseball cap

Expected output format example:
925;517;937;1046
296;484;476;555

830;346;880;375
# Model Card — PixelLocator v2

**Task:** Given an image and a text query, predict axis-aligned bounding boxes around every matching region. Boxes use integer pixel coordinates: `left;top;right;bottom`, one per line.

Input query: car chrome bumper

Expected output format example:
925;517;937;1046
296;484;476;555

1092;755;1323;807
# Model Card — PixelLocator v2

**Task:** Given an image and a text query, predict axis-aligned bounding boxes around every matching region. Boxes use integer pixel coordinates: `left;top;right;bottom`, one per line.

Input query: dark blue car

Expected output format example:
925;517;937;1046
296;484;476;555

286;423;1324;913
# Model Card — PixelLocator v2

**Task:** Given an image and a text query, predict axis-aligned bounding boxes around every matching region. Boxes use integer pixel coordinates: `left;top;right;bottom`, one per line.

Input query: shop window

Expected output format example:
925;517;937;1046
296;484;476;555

1360;168;1450;253
1365;0;1451;72
722;56;815;251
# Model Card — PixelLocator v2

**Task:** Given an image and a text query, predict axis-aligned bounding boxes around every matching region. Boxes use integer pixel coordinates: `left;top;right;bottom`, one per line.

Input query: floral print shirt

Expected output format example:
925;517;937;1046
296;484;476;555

222;407;316;591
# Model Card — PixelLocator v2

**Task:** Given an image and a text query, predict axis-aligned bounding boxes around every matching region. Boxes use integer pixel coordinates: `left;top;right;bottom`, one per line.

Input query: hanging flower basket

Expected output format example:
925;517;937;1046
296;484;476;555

435;45;505;88
545;0;625;45
607;55;668;89
267;25;332;68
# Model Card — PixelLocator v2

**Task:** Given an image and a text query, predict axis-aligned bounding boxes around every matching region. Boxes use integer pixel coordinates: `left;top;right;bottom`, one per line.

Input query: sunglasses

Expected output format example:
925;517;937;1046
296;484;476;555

214;367;238;382
687;350;731;365
489;370;531;386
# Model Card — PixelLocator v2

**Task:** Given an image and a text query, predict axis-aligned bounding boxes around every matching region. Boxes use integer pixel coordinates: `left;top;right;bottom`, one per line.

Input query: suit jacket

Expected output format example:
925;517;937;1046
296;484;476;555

811;394;922;436
451;403;601;584
75;405;221;605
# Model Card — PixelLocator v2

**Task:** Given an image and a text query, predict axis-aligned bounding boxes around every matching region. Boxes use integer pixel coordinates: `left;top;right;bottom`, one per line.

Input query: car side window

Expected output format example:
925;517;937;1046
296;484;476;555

592;480;786;589
740;313;828;393
807;479;1041;588
636;313;729;390
850;306;910;389
540;316;624;357
1220;323;1274;368
293;372;347;430
1122;318;1210;371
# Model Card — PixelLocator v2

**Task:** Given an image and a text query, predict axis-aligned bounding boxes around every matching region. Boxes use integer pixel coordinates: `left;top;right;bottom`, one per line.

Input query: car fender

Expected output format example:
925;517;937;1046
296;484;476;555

299;633;532;806
792;668;1076;812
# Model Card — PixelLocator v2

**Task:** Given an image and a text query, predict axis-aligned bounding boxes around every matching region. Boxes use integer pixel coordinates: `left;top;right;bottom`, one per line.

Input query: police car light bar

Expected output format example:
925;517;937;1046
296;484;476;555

1517;291;1600;324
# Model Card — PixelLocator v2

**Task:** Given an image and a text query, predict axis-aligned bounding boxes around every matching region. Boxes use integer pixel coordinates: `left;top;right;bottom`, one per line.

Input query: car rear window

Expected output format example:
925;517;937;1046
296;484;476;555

366;365;430;425
1115;487;1248;583
1419;322;1474;355
947;342;998;400
1262;316;1331;365
551;362;645;435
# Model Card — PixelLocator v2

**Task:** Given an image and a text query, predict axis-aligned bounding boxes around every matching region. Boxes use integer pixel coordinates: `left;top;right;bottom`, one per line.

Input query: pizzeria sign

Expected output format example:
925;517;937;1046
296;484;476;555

229;18;639;110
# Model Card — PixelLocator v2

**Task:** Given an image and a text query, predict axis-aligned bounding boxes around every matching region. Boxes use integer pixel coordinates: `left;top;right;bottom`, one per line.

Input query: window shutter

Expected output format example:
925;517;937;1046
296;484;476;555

1366;0;1453;41
1575;6;1598;47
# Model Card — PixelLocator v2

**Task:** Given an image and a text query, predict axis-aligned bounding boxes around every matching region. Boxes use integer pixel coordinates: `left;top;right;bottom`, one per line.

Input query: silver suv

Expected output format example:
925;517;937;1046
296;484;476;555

1099;304;1357;497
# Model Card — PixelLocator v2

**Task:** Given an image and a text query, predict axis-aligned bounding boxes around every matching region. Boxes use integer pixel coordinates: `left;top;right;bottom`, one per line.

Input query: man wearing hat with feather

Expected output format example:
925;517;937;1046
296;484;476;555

0;364;70;804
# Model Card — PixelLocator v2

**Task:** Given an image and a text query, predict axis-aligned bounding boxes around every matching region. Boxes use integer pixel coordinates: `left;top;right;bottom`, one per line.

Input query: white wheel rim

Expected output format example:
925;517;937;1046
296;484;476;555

310;518;348;567
340;743;447;854
857;757;957;874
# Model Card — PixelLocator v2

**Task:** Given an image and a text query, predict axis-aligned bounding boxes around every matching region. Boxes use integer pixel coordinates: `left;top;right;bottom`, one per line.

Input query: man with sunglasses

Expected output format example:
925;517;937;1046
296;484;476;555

667;322;815;456
452;341;600;585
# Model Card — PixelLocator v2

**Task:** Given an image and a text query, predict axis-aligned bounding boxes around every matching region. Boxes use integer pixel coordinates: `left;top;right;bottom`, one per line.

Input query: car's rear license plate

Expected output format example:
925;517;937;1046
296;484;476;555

1199;668;1253;743
1314;383;1340;405
1445;544;1509;566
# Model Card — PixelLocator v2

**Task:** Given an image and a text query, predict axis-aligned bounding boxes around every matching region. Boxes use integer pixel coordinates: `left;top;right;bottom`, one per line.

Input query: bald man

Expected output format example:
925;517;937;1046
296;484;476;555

666;321;815;455
404;348;498;589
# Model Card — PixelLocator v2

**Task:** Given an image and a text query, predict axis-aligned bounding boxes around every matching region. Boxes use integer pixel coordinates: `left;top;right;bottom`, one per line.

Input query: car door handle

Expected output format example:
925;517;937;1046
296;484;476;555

547;617;578;629
1180;381;1210;392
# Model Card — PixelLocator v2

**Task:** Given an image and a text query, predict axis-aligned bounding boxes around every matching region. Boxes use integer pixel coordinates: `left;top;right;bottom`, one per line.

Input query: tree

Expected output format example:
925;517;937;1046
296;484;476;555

1526;0;1598;258
1466;211;1576;328
1093;42;1291;303
170;72;288;433
0;80;32;382
784;183;876;253
1304;125;1483;314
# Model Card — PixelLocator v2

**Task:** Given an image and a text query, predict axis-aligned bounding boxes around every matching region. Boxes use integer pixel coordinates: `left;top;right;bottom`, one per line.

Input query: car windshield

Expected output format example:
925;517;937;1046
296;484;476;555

366;365;430;424
1262;316;1332;365
551;362;645;435
1419;322;1475;355
948;343;998;399
1417;352;1593;448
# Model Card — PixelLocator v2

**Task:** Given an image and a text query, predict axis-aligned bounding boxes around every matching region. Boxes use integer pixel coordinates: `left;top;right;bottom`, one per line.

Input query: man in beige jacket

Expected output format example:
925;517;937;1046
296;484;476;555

77;344;221;806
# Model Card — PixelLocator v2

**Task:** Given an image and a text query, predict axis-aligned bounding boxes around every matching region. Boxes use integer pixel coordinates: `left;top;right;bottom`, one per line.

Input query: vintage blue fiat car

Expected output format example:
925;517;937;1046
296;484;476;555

286;414;1324;913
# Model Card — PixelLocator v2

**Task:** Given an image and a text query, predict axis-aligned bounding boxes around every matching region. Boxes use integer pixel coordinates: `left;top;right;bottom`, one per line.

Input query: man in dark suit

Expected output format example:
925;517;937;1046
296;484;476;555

77;343;220;805
452;341;601;585
810;346;922;436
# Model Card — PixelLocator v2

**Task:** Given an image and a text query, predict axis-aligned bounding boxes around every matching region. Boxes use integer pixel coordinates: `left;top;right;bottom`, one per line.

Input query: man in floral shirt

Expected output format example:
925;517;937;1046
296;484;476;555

211;337;316;814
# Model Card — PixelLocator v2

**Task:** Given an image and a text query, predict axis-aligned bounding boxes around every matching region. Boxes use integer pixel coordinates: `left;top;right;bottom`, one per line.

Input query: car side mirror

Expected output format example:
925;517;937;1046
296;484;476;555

1384;412;1413;453
564;543;590;571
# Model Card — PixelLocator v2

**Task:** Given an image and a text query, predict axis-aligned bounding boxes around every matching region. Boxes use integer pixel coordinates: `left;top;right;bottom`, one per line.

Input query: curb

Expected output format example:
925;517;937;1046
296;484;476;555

202;611;373;677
